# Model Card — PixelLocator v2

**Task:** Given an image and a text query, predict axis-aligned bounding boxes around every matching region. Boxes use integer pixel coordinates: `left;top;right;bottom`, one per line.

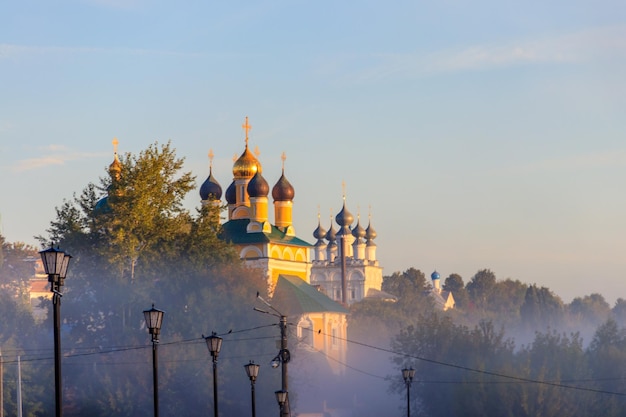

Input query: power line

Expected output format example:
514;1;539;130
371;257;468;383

311;328;626;397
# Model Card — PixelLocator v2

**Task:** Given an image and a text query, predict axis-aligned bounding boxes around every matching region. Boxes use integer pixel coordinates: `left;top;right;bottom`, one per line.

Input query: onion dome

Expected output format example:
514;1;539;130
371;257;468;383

313;219;327;240
272;171;295;201
109;153;122;179
365;221;377;241
225;181;236;204
200;169;222;201
94;196;111;215
325;222;337;243
431;271;440;280
247;171;269;197
352;219;366;239
108;138;122;180
233;145;262;179
335;202;354;228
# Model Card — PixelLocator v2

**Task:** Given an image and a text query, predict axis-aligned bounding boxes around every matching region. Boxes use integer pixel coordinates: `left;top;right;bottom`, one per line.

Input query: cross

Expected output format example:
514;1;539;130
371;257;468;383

242;116;252;146
208;149;214;169
112;137;119;154
342;180;346;201
281;152;286;170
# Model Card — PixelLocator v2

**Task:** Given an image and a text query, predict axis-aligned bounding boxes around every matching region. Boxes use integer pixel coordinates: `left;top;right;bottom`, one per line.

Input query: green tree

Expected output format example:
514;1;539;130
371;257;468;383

0;239;38;285
611;298;626;326
466;269;497;311
391;315;517;417
586;319;626;417
517;330;589;417
520;284;564;330
568;294;611;328
39;142;278;417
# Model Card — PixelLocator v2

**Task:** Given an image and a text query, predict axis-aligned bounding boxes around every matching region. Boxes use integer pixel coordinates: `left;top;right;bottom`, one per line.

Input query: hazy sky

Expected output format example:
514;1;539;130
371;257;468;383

1;0;625;304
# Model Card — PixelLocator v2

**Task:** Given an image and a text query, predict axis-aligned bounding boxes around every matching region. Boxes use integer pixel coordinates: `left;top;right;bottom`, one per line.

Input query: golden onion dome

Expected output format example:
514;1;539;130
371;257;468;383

109;138;122;180
233;145;262;179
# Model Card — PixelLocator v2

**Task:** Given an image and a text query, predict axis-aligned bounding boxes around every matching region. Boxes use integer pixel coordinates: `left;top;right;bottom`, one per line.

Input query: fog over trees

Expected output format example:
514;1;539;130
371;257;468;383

1;143;625;416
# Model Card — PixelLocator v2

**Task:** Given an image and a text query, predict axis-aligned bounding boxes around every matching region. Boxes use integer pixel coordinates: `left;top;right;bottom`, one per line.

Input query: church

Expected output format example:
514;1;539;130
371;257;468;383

198;117;374;376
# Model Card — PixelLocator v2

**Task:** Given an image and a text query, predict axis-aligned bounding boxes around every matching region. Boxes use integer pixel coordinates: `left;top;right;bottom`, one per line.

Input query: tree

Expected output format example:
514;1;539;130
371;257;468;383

520;284;564;330
39;142;279;417
466;269;497;311
611;298;626;326
0;239;38;285
391;315;517;417
586;319;626;417
517;330;589;417
568;294;611;328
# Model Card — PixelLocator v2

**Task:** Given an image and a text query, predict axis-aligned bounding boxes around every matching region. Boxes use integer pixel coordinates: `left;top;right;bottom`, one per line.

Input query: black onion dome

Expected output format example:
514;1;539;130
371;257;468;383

272;171;295;201
335;202;354;228
199;170;222;201
365;221;377;240
325;223;337;243
247;171;269;197
225;181;236;204
352;219;366;239
313;220;327;240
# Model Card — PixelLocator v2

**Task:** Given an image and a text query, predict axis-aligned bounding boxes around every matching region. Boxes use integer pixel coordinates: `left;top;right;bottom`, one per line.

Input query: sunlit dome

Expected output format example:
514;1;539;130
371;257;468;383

233;145;262;179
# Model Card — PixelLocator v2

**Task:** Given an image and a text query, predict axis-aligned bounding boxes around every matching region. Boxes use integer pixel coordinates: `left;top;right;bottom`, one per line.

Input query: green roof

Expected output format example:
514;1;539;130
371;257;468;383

272;275;348;315
220;219;312;247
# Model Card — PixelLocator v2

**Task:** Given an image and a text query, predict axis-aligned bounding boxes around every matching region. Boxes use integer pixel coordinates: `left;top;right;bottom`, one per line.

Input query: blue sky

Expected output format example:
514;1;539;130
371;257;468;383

1;0;625;304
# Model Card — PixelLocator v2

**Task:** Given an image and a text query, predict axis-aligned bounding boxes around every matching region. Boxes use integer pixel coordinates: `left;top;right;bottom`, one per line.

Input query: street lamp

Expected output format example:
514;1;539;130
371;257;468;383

244;361;260;417
402;367;416;417
39;246;71;417
143;304;165;417
275;390;288;416
205;332;223;417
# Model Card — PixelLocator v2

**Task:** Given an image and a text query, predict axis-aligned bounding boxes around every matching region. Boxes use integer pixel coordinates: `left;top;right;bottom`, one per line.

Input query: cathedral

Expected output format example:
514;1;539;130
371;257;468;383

97;117;387;378
198;117;386;375
200;117;384;307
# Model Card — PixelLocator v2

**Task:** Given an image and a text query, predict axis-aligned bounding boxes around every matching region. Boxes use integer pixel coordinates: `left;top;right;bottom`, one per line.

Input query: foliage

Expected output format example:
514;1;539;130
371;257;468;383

29;142;281;416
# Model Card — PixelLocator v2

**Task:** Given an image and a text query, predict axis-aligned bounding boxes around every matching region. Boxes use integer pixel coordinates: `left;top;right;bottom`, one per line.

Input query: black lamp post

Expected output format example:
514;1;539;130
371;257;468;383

244;361;260;417
39;246;71;417
275;390;288;417
205;332;223;417
402;367;416;417
143;305;165;417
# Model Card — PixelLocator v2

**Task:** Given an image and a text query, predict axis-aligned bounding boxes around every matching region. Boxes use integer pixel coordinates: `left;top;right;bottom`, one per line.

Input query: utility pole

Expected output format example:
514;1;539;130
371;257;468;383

279;315;289;417
254;293;290;417
0;348;3;417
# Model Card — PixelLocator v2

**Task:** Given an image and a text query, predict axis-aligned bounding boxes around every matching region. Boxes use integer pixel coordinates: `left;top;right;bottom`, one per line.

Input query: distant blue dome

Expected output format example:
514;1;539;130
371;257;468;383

247;171;269;198
431;271;440;280
199;170;222;201
225;181;236;204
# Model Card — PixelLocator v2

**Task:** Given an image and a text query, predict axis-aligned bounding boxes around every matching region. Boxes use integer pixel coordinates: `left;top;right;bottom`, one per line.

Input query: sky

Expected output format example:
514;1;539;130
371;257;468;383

1;0;625;304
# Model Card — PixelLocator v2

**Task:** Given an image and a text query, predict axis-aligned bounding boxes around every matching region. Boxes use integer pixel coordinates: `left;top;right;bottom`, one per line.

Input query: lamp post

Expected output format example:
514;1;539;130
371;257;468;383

39;246;71;417
143;304;165;417
244;361;260;417
275;390;288;417
402;367;416;417
205;332;223;417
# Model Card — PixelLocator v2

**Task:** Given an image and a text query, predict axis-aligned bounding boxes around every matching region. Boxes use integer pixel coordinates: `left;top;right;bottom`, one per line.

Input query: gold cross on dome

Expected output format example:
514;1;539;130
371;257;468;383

208;149;214;169
242;116;252;146
342;180;346;201
112;137;119;154
281;152;286;170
